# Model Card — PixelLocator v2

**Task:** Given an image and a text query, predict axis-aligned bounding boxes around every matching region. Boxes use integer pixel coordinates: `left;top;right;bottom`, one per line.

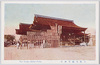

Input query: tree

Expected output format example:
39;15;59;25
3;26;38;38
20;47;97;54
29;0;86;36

4;35;15;41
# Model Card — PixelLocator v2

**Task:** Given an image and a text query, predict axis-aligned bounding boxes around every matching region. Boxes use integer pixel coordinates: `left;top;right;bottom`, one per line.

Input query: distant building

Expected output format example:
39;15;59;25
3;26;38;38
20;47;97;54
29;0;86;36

16;14;89;47
92;35;96;46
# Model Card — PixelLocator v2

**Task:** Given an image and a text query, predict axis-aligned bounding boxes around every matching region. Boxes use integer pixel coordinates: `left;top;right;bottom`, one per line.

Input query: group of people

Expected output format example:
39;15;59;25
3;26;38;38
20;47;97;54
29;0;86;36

16;41;24;49
16;40;46;49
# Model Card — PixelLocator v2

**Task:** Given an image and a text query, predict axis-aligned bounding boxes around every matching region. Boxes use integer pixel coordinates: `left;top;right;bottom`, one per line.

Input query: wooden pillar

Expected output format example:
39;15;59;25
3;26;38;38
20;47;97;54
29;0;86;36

84;31;85;42
60;39;62;47
74;35;75;45
27;42;28;49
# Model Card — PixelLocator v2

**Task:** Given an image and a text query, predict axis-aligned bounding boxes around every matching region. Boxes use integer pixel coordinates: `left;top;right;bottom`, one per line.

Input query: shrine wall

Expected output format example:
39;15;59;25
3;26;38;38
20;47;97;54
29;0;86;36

25;25;62;47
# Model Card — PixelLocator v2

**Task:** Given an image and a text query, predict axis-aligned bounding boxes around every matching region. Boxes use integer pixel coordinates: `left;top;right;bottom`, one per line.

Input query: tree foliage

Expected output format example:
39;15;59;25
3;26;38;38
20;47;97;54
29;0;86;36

4;35;15;41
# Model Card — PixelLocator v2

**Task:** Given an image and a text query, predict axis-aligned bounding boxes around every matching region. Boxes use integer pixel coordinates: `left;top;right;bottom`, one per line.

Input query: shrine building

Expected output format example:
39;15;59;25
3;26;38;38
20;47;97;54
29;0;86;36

16;14;89;47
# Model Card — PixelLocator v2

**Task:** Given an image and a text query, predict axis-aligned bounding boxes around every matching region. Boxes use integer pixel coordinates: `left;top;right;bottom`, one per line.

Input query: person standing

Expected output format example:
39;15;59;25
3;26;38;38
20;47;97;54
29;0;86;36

17;41;19;49
19;36;23;49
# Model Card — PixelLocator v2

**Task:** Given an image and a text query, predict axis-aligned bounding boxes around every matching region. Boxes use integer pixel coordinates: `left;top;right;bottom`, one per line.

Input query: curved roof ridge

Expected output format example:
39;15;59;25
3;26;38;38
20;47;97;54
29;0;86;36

34;14;73;22
20;23;32;25
72;22;87;29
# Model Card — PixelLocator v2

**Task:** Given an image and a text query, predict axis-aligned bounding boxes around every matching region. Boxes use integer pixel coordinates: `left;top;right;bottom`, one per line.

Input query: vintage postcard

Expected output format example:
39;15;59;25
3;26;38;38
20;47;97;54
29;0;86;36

1;1;99;64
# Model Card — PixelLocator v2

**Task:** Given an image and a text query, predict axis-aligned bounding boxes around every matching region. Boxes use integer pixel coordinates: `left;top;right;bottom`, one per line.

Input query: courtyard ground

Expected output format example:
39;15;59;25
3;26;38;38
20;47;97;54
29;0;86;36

4;45;95;60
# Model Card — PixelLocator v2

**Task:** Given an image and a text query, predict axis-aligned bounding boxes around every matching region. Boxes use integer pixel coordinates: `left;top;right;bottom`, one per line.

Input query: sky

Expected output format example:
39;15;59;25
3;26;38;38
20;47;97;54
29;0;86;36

4;4;96;40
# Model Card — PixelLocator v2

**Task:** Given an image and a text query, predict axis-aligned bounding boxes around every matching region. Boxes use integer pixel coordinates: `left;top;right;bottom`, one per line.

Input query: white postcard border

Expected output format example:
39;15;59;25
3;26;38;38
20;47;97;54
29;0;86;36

1;1;99;64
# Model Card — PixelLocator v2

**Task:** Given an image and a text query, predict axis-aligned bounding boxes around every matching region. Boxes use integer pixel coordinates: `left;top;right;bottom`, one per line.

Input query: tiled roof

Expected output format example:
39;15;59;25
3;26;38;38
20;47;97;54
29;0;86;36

34;14;87;30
